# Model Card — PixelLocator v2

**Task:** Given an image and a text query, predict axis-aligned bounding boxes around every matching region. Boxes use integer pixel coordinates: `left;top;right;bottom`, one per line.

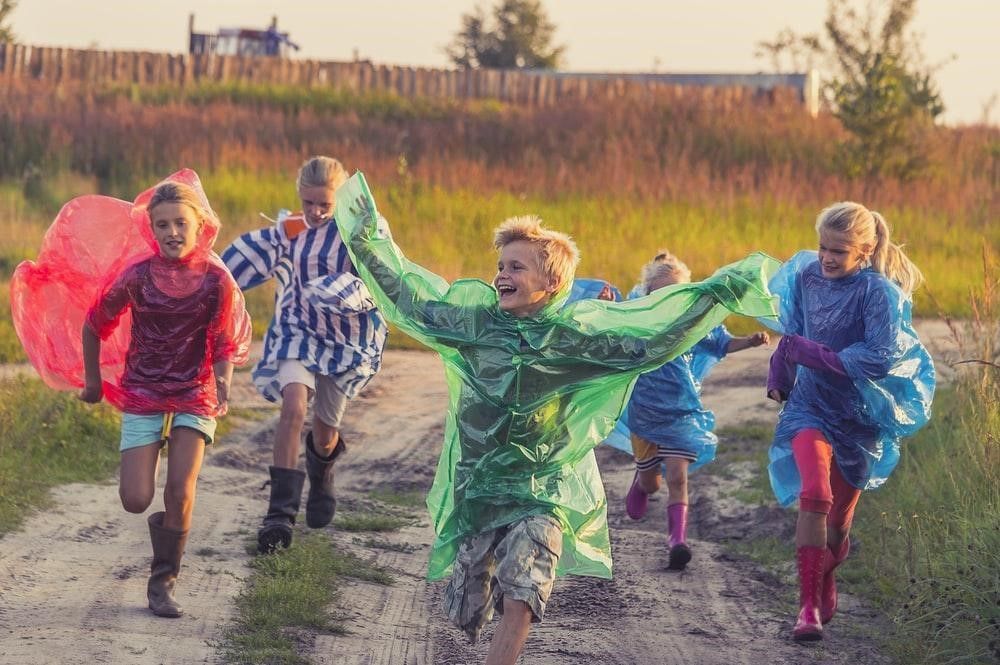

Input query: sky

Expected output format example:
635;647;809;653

10;1;999;125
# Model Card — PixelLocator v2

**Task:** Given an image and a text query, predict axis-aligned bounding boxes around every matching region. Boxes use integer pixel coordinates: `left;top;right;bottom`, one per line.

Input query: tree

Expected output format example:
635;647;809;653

446;0;565;70
756;0;945;180
0;0;17;43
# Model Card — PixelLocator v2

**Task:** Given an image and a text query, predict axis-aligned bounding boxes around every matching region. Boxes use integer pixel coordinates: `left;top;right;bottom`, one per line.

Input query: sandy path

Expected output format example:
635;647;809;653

0;321;953;664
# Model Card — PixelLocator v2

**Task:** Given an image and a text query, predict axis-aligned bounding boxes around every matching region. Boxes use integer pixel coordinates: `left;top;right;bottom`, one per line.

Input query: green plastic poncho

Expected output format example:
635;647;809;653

335;173;779;581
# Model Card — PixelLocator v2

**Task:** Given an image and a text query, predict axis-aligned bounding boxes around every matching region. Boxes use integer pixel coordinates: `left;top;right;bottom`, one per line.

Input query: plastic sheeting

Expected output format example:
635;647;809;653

759;251;935;506
334;172;780;580
625;325;733;471
568;278;623;303
11;169;251;415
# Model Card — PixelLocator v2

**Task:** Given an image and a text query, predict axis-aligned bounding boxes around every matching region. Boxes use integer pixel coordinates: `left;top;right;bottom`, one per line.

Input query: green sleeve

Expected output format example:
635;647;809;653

334;173;494;350
560;252;780;373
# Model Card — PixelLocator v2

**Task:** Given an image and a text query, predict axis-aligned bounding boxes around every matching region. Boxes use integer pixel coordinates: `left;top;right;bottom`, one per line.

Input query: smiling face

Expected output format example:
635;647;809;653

494;240;557;317
150;202;201;260
818;229;870;279
299;184;336;228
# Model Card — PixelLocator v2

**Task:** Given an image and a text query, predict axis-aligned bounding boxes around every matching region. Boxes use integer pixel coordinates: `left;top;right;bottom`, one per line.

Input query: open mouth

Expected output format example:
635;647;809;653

496;284;516;297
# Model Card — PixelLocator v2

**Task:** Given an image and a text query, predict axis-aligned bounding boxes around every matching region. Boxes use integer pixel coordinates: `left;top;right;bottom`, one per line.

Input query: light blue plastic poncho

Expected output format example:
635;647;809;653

761;251;935;507
335;173;780;580
625;325;733;471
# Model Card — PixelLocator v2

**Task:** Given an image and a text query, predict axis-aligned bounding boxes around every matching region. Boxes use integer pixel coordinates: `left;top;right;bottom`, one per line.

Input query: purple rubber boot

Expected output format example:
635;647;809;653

667;503;691;570
625;472;649;520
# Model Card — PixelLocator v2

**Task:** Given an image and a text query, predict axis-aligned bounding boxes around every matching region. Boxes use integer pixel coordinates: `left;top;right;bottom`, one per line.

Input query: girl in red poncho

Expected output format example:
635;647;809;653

79;180;252;618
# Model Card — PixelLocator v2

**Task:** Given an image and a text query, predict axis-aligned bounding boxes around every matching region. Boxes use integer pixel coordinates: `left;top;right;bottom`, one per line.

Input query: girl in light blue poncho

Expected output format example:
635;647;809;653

621;251;769;571
764;202;934;642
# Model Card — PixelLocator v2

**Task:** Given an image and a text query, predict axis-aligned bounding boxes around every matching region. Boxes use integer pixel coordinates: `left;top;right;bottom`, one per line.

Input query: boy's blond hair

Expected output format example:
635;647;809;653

493;215;580;292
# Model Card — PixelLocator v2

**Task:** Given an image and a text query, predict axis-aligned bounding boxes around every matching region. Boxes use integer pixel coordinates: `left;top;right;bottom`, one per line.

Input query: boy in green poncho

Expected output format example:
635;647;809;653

334;173;778;665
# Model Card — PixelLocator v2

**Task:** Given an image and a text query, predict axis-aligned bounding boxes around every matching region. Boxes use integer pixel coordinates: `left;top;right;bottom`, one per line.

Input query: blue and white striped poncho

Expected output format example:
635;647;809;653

221;211;387;401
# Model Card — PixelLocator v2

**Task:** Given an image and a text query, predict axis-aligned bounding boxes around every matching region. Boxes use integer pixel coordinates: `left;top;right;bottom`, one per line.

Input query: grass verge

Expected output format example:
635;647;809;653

218;531;394;665
0;377;120;535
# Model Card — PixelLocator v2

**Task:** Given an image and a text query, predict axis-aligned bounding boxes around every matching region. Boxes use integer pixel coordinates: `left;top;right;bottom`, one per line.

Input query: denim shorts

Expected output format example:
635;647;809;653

120;412;216;452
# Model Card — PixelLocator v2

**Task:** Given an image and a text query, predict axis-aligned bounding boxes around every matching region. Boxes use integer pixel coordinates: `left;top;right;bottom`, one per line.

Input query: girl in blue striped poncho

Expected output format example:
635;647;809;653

222;157;387;553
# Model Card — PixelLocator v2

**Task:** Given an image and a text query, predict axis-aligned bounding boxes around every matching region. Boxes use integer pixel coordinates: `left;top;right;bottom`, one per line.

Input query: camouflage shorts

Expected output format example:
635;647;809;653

443;514;563;643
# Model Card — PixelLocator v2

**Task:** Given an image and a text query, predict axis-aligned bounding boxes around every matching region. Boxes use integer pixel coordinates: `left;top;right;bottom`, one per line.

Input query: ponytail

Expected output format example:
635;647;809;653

870;212;923;296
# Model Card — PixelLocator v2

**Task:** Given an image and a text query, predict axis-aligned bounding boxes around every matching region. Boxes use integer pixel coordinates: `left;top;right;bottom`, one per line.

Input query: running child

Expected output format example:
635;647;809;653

623;250;769;570
764;202;934;641
221;156;387;554
333;172;779;665
80;179;252;617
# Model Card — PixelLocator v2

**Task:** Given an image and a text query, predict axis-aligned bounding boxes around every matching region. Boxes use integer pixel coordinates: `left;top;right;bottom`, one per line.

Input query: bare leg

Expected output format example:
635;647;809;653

664;458;689;505
119;441;163;513
636;466;662;494
311;413;340;457
162;427;206;532
486;598;533;665
274;383;309;468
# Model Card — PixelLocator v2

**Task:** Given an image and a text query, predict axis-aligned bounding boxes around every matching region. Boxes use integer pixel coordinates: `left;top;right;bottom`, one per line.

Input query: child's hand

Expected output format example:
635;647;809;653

767;388;786;403
215;376;230;415
750;331;770;347
78;383;103;403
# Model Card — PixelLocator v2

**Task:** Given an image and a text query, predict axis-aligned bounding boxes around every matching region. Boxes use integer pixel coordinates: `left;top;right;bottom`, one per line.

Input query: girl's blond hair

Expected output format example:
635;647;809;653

296;156;348;191
493;215;580;292
816;202;923;295
147;181;214;224
637;249;691;295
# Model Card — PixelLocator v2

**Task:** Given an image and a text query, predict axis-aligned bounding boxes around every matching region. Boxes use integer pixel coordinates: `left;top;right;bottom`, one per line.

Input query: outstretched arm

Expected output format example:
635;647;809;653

727;331;770;353
564;253;780;372
334;173;490;349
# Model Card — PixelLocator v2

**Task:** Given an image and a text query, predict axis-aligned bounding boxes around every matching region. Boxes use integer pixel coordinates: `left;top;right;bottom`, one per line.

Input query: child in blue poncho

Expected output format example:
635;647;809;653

764;202;934;642
622;251;769;571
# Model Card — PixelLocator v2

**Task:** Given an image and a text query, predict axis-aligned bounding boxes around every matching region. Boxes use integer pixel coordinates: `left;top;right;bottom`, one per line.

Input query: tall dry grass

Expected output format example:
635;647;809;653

852;248;999;663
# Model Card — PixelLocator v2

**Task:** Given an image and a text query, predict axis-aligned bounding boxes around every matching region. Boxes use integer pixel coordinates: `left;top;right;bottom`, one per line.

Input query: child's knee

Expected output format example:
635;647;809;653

279;397;308;426
119;487;154;513
664;464;687;488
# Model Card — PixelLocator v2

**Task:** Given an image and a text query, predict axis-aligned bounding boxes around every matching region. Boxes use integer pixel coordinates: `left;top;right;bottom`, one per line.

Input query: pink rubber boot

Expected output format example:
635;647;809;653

666;503;691;570
821;539;850;624
625;472;649;520
793;545;827;641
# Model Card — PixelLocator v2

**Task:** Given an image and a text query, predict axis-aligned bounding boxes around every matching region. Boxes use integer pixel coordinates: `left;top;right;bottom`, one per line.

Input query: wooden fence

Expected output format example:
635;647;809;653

0;43;817;113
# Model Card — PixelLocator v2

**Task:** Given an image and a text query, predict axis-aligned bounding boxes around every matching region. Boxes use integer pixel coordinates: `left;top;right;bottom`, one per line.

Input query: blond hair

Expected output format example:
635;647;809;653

492;215;580;292
296;156;348;191
816;202;923;295
147;181;214;224
638;249;691;295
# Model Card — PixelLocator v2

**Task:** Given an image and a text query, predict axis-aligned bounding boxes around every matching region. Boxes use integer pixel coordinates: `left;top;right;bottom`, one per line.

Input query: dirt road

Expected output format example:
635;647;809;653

0;322;955;664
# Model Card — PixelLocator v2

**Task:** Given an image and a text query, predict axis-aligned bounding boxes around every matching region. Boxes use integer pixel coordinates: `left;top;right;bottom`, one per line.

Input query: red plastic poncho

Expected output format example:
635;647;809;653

10;169;252;415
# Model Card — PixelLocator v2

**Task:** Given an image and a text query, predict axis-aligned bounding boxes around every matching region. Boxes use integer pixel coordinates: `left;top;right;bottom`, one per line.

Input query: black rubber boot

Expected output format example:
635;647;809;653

257;466;306;554
305;431;346;529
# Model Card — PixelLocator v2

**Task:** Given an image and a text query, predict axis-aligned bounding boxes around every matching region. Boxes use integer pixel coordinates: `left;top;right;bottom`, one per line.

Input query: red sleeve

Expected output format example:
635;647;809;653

209;266;253;366
86;269;133;340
